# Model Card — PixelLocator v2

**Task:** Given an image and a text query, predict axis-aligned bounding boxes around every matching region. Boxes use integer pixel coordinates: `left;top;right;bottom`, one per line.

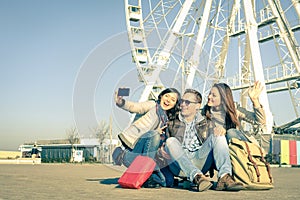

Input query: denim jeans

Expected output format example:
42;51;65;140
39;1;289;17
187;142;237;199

122;130;161;169
164;135;232;181
226;128;249;143
122;130;166;187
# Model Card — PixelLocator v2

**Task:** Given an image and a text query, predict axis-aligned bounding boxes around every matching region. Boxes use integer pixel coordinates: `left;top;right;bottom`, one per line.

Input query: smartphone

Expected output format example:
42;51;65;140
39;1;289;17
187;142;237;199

118;88;130;96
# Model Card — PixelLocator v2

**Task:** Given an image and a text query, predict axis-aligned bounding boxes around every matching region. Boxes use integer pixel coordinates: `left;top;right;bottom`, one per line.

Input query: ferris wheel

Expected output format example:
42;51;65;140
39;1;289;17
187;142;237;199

124;0;300;133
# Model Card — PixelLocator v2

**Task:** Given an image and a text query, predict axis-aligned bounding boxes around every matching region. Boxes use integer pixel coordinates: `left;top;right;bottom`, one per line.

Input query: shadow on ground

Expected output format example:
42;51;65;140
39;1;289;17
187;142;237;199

86;177;120;185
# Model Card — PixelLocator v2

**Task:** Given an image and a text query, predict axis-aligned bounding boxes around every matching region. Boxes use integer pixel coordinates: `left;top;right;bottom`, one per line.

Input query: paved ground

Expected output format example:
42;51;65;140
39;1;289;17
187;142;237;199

0;163;299;200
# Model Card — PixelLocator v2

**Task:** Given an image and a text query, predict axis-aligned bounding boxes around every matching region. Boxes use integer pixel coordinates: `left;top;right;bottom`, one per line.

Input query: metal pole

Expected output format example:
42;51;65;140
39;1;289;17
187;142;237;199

109;115;113;163
243;0;274;134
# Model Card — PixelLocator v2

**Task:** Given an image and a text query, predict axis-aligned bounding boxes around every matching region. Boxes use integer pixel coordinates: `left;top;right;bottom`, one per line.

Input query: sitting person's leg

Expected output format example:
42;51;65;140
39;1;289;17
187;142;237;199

160;166;175;187
164;137;201;181
191;135;229;176
121;130;161;167
121;130;166;187
164;137;212;191
192;134;243;191
210;134;244;191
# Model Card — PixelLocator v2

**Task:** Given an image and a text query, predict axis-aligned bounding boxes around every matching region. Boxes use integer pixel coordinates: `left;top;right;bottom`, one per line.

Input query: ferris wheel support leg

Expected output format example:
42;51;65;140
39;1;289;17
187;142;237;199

185;0;213;89
243;0;273;135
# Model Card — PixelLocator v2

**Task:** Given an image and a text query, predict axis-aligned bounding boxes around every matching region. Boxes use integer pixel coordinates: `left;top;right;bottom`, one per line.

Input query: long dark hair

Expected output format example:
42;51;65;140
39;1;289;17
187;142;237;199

202;83;239;129
157;87;181;120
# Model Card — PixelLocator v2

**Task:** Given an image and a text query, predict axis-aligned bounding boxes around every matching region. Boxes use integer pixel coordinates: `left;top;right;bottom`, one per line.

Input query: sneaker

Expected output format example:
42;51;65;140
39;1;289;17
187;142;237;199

143;176;161;189
215;174;244;191
112;147;125;166
193;174;213;192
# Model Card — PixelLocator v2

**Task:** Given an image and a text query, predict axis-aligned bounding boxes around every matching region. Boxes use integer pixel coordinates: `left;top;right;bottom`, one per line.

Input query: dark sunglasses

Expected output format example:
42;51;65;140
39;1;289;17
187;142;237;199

179;99;199;106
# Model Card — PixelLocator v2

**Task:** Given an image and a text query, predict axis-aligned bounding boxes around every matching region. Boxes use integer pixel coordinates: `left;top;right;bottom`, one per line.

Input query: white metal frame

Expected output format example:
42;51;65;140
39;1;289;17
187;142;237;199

124;0;300;131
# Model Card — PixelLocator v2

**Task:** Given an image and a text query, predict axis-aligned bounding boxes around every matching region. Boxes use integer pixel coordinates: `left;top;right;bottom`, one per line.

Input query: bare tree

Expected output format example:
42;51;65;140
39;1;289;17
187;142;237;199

92;120;109;163
66;127;80;162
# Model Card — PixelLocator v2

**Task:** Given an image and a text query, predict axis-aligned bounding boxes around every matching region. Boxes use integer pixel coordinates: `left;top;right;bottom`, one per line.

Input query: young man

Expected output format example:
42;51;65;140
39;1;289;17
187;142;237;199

160;89;244;192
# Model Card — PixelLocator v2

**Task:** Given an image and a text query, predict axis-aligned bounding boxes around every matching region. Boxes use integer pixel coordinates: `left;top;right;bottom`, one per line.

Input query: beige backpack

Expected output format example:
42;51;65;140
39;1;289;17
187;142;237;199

229;138;274;190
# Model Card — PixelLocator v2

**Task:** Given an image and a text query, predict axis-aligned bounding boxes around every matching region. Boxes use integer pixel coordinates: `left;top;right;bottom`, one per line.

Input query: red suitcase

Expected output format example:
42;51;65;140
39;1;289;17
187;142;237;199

118;155;156;189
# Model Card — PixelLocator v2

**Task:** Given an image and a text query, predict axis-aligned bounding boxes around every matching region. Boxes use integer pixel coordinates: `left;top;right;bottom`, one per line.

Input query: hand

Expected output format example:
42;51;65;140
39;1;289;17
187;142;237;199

213;126;226;136
248;81;263;107
158;145;171;160
158;125;167;134
115;91;124;107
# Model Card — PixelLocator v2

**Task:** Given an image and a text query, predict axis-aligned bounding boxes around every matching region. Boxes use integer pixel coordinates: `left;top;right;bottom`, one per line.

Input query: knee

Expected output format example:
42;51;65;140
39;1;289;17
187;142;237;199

144;130;160;140
152;132;161;145
165;137;180;148
226;128;241;142
227;128;238;136
213;134;228;146
146;130;161;146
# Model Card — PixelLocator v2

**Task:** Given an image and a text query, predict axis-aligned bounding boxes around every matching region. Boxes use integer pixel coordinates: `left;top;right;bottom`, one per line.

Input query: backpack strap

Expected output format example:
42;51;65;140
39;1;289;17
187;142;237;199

244;141;261;182
258;147;273;183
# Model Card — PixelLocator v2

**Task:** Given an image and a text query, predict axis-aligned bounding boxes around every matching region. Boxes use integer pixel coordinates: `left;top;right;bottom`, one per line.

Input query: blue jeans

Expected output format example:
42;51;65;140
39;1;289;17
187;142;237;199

122;130;166;187
164;135;232;181
122;130;161;168
226;128;249;143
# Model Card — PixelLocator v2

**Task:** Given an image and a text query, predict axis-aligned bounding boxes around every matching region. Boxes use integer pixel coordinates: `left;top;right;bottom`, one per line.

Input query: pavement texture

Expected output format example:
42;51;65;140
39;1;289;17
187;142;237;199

0;163;299;200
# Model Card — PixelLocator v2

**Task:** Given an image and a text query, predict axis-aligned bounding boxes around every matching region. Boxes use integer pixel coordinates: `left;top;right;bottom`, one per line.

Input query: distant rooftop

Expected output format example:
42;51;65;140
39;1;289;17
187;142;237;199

23;138;119;146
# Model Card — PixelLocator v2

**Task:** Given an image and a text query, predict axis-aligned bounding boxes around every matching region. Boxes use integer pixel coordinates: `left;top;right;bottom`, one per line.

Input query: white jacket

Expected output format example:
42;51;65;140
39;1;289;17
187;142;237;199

118;100;163;149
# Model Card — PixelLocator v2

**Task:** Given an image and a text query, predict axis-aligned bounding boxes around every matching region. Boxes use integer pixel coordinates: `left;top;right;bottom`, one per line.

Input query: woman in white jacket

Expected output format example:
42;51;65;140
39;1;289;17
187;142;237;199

113;88;181;187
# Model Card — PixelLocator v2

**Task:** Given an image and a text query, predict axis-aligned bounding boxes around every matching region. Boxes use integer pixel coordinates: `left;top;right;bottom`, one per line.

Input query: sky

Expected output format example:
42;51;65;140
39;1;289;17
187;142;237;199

0;0;136;150
0;0;299;151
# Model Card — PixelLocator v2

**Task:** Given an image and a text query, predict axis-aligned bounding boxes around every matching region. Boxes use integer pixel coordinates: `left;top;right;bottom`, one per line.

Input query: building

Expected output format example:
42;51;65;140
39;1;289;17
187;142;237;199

19;138;120;163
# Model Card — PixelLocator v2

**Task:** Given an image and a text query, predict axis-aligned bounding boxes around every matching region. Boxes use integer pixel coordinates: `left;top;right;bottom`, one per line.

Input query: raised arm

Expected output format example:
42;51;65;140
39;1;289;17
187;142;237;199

237;81;266;126
115;92;156;115
248;81;263;108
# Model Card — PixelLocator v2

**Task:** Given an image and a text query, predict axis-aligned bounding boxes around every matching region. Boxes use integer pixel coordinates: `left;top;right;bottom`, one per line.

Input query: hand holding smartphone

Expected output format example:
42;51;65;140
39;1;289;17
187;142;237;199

118;88;130;96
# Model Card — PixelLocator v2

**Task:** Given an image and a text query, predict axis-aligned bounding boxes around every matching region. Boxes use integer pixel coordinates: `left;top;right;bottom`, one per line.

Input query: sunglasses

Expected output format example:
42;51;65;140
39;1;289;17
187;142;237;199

179;99;199;106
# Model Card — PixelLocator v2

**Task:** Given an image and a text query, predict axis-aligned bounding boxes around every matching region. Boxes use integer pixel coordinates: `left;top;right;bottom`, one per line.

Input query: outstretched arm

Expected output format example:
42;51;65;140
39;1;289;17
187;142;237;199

114;91;156;114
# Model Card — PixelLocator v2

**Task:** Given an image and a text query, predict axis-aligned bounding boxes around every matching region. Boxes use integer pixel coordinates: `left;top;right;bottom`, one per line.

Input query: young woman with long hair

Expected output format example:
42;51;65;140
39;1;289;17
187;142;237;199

113;87;181;187
202;81;266;142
